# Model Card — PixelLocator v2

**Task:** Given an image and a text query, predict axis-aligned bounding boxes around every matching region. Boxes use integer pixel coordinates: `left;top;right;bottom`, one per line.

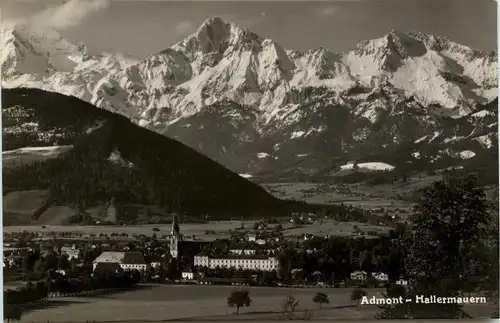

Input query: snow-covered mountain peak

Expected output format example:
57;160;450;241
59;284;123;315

2;20;497;135
172;17;263;66
1;23;84;77
351;29;428;72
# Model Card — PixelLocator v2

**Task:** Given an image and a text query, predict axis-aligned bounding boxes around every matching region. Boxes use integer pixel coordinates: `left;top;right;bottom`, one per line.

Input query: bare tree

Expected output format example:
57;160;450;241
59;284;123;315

281;295;299;320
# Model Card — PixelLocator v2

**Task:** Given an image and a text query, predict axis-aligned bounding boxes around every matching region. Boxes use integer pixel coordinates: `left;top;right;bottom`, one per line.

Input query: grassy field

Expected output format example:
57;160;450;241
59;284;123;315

2;146;72;168
3;218;391;240
18;285;496;322
19;285;383;322
261;175;445;211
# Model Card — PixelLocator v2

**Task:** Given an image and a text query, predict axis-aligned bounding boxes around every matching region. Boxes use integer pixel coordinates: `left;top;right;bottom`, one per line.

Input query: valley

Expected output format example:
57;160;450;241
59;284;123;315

1;6;498;322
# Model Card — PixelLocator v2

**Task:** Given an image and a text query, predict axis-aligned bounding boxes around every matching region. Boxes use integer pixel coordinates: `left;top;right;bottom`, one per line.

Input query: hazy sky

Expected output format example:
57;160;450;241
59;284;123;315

1;0;497;59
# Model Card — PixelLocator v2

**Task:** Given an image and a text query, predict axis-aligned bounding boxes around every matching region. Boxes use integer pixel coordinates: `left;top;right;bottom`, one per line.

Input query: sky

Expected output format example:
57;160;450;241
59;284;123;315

1;0;497;59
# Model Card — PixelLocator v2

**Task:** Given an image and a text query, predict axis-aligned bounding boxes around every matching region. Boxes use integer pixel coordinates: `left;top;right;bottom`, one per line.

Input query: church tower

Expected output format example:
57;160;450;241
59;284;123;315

170;214;181;259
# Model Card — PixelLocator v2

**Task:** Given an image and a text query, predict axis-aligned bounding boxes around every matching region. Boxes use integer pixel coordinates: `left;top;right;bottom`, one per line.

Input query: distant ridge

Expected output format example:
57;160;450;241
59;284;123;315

2;88;301;225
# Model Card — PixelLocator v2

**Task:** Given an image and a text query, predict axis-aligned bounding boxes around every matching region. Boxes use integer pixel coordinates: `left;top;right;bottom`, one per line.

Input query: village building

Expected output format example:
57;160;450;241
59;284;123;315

147;255;164;268
93;262;122;276
181;266;198;280
61;246;79;260
194;254;279;271
92;251;148;272
229;249;256;256
350;270;368;282
396;279;408;285
166;214;210;266
372;272;389;281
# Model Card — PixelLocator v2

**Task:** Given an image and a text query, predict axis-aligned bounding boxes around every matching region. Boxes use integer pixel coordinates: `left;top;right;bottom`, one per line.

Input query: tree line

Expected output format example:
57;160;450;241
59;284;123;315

5;269;141;306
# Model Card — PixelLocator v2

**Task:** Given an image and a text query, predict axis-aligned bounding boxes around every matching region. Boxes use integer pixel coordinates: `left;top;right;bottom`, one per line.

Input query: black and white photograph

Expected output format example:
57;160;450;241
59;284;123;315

1;0;498;321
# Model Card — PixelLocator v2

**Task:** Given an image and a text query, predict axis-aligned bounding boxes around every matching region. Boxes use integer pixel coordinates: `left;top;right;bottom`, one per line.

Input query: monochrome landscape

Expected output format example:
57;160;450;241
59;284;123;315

1;0;498;322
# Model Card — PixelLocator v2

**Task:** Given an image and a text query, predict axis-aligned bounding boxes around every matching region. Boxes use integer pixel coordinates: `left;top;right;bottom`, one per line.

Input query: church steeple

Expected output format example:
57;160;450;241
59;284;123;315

171;214;180;235
170;214;181;259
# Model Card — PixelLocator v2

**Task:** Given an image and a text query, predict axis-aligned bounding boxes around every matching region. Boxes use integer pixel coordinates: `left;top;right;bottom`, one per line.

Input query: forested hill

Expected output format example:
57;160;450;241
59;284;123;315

2;88;293;221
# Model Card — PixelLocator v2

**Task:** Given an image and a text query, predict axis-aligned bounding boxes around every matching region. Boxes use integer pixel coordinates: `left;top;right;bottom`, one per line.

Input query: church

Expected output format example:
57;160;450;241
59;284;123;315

169;214;209;266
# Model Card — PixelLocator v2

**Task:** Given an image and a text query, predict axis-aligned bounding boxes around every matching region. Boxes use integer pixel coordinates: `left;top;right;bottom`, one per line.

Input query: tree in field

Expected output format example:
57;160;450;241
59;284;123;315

227;289;252;314
281;295;300;320
313;292;329;309
378;175;494;319
351;288;367;305
4;304;22;322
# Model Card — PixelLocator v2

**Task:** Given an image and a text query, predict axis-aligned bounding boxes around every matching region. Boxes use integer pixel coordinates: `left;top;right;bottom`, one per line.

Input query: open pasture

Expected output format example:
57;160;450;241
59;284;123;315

18;285;383;322
4;218;391;240
18;284;495;322
3;222;241;241
283;221;391;238
2;146;72;168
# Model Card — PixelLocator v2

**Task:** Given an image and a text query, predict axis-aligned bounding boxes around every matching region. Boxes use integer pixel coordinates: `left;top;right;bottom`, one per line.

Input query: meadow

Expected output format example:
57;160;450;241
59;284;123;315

18;284;495;322
3;218;391;241
19;285;383;322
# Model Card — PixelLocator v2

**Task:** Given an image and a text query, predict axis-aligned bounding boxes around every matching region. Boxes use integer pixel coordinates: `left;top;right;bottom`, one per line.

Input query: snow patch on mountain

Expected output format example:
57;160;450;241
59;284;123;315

3;145;72;158
474;134;494;148
108;149;135;167
257;152;271;158
459;150;476;159
340;162;395;171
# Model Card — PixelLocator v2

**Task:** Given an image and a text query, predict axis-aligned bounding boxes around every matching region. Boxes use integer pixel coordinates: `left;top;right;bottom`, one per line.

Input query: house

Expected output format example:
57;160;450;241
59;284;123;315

3;258;16;268
61;246;79;260
92;251;125;271
121;252;148;272
181;267;197;280
55;269;66;276
372;272;389;281
147;255;163;268
302;233;314;241
350;271;368;282
92;251;149;272
396;279;408;286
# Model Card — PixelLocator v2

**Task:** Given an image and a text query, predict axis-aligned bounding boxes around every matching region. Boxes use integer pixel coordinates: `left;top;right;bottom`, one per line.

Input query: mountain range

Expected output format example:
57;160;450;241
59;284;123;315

1;17;498;179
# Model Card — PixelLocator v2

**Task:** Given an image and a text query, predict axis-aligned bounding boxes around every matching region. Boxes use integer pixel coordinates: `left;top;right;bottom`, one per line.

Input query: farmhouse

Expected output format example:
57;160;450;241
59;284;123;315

194;254;279;271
